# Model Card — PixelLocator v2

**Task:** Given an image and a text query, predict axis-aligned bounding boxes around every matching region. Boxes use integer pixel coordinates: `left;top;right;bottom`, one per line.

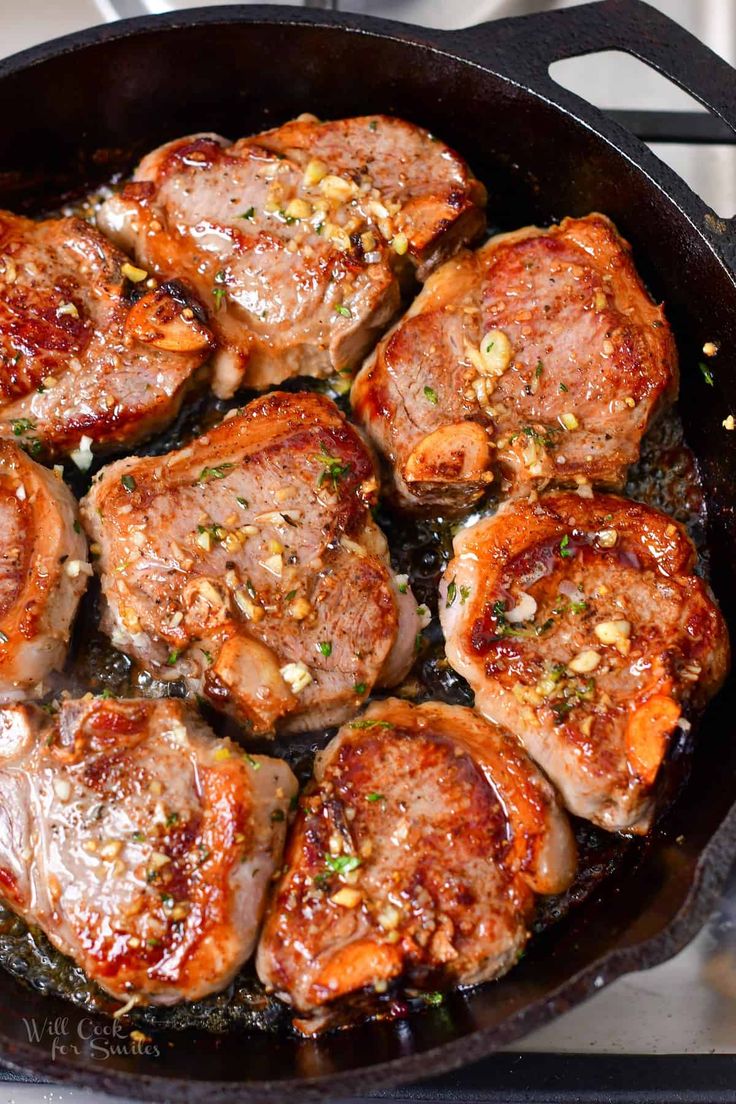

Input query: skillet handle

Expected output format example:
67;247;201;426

451;0;736;137
446;0;736;135
440;0;736;248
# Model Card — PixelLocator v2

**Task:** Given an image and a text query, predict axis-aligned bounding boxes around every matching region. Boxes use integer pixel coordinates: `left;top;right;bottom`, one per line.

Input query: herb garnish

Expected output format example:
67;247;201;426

491;600;552;640
314;443;351;490
10;418;36;436
198;463;234;483
325;854;361;875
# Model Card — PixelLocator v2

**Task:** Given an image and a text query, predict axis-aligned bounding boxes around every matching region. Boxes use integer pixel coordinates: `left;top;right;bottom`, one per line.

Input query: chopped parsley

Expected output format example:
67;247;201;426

523;425;556;448
0;630;8;644
354;682;367;695
553;594;588;616
21;437;42;457
491;600;552;640
314;443;351;490
460;585;471;605
699;361;714;386
198;462;234;483
422;992;444;1007
236;495;248;508
550;677;596;725
535;359;544;379
166;812;180;827
325;854;361;875
334;303;353;319
349;719;393;729
212;269;228;311
368;120;378;131
10;418;36;436
445;579;457;608
559;534;574;558
559;382;569;393
166;649;181;667
366;792;385;803
424;385;439;405
239;207;255;220
317;640;333;657
121;474;136;492
245;754;262;771
270;808;285;823
284;589;297;602
198;523;225;543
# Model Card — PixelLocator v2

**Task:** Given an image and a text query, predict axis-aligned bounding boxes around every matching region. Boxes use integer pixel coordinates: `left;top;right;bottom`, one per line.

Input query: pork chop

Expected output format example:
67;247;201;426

440;492;729;832
0;210;212;461
352;214;677;511
81;391;420;734
256;697;575;1034
97;115;486;396
0;440;88;700
0;696;296;1005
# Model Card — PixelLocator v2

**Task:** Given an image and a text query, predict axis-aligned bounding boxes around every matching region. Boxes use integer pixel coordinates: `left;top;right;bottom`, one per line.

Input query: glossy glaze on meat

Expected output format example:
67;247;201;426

0;697;296;1005
81;391;420;735
440;492;729;833
97;115;486;396
256;697;575;1033
352;214;677;511
0;211;213;459
0;441;88;701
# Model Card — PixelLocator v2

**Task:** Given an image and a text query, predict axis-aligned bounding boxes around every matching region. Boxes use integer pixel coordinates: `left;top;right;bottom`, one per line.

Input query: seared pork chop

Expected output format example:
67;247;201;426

97;115;486;396
81;392;420;734
0;697;296;1005
353;214;677;511
257;698;575;1033
0;210;212;460
440;492;729;832
0;441;88;700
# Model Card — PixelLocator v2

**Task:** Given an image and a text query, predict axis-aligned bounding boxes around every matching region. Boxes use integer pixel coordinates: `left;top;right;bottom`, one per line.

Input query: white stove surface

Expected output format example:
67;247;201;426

0;3;735;1100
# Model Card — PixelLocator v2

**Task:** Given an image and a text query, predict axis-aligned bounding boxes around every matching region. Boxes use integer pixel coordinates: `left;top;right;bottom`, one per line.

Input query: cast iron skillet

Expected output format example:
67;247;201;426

1;1;736;1099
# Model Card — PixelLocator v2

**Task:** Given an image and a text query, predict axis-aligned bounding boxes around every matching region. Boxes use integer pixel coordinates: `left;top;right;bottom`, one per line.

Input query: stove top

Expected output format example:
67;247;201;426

0;2;734;1101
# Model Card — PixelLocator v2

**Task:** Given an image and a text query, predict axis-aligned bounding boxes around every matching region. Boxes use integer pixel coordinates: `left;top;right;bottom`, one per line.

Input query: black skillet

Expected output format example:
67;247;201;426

0;0;736;1099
